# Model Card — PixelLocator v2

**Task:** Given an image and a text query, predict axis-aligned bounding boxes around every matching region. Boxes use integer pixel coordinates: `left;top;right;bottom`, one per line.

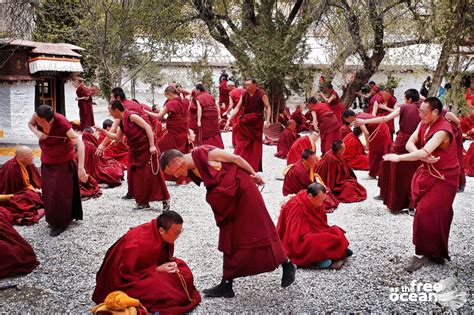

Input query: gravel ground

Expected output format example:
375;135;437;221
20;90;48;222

0;132;472;313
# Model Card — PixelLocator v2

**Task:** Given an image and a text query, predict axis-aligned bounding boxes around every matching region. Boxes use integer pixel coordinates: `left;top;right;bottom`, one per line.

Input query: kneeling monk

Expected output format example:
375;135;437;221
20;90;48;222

274;120;299;159
277;183;351;270
93;211;201;313
316;140;367;203
160;146;296;298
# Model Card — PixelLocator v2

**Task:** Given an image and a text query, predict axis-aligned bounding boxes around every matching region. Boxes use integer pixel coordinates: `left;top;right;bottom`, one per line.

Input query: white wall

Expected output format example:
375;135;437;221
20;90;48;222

64;81;80;120
0;83;11;130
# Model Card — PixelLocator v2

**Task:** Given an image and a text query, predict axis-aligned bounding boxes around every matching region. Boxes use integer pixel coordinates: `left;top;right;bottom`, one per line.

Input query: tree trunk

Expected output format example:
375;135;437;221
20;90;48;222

266;80;286;123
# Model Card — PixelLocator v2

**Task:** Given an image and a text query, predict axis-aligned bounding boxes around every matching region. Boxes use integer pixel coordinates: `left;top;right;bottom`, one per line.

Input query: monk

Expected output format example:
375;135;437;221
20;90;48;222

277;183;352;270
226;81;245;147
306;97;342;155
460;112;474;139
355;89;421;213
277;107;290;126
225;78;271;172
287;131;319;165
93;211;201;313
340;123;352;139
160;146;296;298
100;101;170;210
316;140;367;203
367;88;397;136
274;120;299;159
283;149;339;213
384;97;460;272
82;128;124;188
342;127;369;170
72;76;97;131
0;146;43;225
28;105;85;237
98;119;129;168
194;84;224;148
0;207;39;279
343;109;392;178
290;105;309;132
318;82;345;125
465;142;474;177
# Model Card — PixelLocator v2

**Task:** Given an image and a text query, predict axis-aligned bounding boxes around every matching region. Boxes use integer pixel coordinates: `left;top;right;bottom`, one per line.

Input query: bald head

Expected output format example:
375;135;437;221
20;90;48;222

15;146;34;166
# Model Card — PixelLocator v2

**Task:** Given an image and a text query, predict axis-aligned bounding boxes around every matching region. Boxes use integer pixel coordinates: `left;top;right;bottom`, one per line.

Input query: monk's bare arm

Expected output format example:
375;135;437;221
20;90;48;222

100;126;123;141
196;100;202;127
215;99;221;118
129;114;157;153
208;149;264;184
28;114;46;140
371;101;379;116
360;125;370;145
226;96;234;115
97;118;121;155
311;111;318;130
68;129;87;182
227;96;242;125
356;108;401;126
405;123;421;153
262;94;271;127
145;106;168;121
445;111;460;126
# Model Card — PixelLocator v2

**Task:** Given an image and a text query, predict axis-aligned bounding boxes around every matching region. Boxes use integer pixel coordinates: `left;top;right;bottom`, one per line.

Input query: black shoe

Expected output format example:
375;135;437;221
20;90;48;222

162;199;171;211
373;195;383;201
133;203;150;210
50;227;65;237
281;260;296;288
458;184;465;193
428;256;445;264
203;279;235;298
346;248;354;257
122;194;134;200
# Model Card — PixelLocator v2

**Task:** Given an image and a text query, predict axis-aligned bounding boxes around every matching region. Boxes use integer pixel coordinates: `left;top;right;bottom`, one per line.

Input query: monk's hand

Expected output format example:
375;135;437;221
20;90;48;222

35;131;48;140
383;153;400;162
156;262;178;273
224;121;231;131
354;119;365;127
421;155;440;164
78;167;88;183
96;145;105;156
197;121;201;127
251;173;265;186
264;120;270;129
149;145;157;155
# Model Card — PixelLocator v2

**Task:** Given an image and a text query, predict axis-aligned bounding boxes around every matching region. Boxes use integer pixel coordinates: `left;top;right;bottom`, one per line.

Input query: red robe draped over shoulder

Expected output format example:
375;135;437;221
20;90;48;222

76;83;95;131
276;191;349;267
342;132;369;170
189;145;287;279
0;208;39;279
274;128;299;159
196;92;224;148
92;219;201;313
315;150;367;203
286;136;316;165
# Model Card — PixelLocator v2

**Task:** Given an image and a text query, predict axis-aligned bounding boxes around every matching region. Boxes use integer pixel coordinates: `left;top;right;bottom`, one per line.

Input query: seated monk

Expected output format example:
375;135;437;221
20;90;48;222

340;123;352;139
465;142;474;177
342;127;369;170
93;211;201;313
0;146;44;225
283;149;339;213
277;182;352;270
98;119;129;168
0;207;39;279
73;144;102;200
274;120;299;159
82;127;124;188
316;140;367;203
287;131;319;165
290;105;309;132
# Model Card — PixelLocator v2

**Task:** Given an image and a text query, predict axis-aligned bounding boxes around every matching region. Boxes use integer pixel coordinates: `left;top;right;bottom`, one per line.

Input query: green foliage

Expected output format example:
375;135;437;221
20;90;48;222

189;58;216;96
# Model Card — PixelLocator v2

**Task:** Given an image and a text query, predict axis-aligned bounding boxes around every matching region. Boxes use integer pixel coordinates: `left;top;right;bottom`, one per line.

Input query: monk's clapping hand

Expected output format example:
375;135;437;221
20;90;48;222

353;119;365;127
383;153;400;163
156;262;178;273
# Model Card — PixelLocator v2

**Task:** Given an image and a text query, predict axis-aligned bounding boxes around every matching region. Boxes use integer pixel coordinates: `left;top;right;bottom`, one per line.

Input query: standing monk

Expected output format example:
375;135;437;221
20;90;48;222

194;84;224;148
367;88;397;136
100;101;170;210
355;89;421;213
28;105;85;236
160;146;296;298
226;81;245;147
225;78;271;172
306;97;342;155
72;76;97;131
318;82;345;126
384;97;460;272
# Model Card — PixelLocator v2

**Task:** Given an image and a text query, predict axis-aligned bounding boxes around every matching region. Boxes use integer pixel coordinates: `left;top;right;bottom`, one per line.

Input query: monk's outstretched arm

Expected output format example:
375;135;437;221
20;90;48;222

371;101;379;116
360;125;370;146
226;95;234;115
405;123;421;153
145;106;168;121
311;111;318;130
97;118;121;155
129;114;156;154
99;125;124;141
227;96;242;124
262;94;271;127
356;108;401;126
208;149;264;185
196;100;202;127
68;129;87;182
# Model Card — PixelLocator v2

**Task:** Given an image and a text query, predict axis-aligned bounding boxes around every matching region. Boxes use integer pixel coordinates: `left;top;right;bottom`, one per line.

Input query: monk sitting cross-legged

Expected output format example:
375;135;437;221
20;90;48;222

92;211;201;313
160;146;297;298
274;120;299;159
283;149;339;213
277;182;352;270
316;140;367;203
286;131;320;165
342;127;369;171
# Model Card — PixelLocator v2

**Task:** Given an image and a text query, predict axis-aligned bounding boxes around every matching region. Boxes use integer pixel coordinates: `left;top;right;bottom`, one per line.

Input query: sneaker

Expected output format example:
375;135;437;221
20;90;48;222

457;184;465;193
346;248;354;257
404;255;428;273
281;260;296;288
203;279;235;298
133;203;150;210
428;256;445;264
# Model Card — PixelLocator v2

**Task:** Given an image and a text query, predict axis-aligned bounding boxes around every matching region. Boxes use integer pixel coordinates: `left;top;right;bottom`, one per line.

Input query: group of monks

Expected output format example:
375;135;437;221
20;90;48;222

1;74;473;314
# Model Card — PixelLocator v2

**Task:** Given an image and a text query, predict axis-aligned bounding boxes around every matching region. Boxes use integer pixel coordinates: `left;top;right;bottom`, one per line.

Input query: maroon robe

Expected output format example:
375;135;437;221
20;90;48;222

196;92;224;149
121;110;170;204
188;98;199;136
277;191;349;267
327;89;345;126
229;88;244;146
234;88;266;172
274;128;299;159
357;113;392;177
82;133;124;187
76;83;95;131
340;124;352;139
308;102;342;154
315;150;367;203
342;132;369;170
460;116;474;138
0;208;39;279
290;110;308;132
93;219;201;313
38;113;83;229
465;142;474;176
411;117;459;259
158;97;189;154
188;145;287;279
286;136;315;165
80;175;102;199
98;132;129;168
282;160;339;213
367;93;397;135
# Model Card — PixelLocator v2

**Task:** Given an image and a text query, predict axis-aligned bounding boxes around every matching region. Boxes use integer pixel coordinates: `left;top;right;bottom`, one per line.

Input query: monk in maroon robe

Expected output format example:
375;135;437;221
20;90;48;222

160;146;296;298
343;109;392;178
355;89;421;213
342;127;369;170
290;105;309;132
28;105;85;237
277;107;290;126
194;84;224;148
98;119;129;168
72;76;97;131
460;113;474;139
93;211;201;313
366;88;397;136
283;149;339;213
82;128;124;187
79;175;102;200
286;132;319;165
306;97;342;154
0;207;39;279
384;97;460;272
274;120;299;159
100;101;170;210
0;147;44;225
226;82;245;147
226;78;272;172
340;123;352;139
316;141;367;203
277;183;351;270
318;82;345;126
